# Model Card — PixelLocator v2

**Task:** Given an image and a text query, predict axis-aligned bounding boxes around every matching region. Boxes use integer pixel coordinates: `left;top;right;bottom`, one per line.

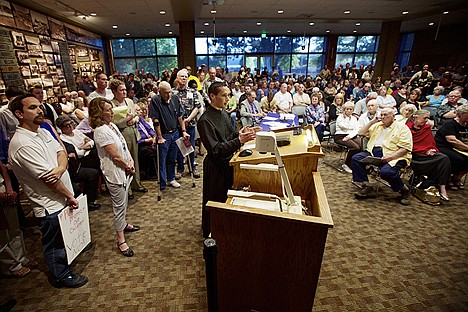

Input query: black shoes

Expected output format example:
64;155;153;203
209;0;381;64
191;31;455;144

124;224;140;232
128;194;135;200
56;273;88;288
134;187;148;193
117;241;134;257
88;203;101;211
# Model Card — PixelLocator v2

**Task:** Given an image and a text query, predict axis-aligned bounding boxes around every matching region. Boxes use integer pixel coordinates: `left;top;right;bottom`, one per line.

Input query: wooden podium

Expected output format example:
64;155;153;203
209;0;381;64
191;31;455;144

207;126;333;311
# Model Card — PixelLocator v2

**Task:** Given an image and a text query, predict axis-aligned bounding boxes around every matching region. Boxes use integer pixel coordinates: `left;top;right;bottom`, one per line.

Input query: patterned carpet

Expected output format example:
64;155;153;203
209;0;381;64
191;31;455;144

1;151;467;311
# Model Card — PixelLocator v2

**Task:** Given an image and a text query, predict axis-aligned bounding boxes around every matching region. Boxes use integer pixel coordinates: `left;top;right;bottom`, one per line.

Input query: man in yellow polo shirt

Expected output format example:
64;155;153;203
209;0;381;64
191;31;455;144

351;107;413;205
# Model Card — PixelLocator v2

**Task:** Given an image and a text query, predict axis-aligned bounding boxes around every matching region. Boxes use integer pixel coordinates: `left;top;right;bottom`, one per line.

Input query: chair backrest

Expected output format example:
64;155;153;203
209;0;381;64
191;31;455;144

291;104;307;116
328;121;337;136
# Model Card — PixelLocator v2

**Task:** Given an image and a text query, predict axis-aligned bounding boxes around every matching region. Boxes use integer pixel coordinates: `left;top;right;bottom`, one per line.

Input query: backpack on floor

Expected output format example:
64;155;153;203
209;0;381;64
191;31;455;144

411;178;441;206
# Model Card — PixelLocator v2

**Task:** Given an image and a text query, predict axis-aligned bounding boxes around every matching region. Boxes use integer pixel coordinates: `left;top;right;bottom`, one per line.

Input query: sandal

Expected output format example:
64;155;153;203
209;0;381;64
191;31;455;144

10;266;31;278
451;179;465;190
117;241;134;257
24;258;39;269
440;194;450;201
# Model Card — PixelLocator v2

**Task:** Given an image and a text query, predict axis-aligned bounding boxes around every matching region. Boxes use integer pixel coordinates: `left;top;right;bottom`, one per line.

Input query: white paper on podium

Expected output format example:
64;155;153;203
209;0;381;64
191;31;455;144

230;197;280;212
58;194;91;264
176;137;194;157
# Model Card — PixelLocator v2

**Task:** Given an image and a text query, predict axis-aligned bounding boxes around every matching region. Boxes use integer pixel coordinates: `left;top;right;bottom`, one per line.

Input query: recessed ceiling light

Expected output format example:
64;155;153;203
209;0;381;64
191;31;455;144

211;10;216;14
309;22;315;26
90;12;97;16
165;23;170;27
112;25;118;29
200;30;205;34
243;30;247;33
169;31;173;35
355;22;361;26
287;30;291;33
326;30;330;33
204;22;210;26
344;10;351;14
278;10;284;14
402;11;409;15
428;22;434;26
159;10;166;14
257;22;262;26
353;30;357;33
443;11;449;14
126;33;130;36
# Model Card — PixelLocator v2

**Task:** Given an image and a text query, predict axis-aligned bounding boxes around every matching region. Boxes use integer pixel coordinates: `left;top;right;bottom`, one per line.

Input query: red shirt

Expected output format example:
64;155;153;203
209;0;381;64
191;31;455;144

406;121;439;156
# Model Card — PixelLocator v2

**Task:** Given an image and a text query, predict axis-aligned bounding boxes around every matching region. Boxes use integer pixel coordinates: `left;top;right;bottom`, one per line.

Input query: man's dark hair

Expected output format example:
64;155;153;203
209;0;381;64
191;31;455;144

9;93;36;118
5;86;25;99
208;81;225;96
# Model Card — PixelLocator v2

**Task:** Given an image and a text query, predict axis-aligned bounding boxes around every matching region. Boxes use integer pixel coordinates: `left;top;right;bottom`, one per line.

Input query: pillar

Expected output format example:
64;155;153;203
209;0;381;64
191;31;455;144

374;21;401;81
178;21;196;69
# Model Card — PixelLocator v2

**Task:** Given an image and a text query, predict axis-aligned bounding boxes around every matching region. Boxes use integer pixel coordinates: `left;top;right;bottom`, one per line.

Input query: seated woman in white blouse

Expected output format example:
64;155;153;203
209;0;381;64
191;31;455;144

376;86;397;113
335;102;362;173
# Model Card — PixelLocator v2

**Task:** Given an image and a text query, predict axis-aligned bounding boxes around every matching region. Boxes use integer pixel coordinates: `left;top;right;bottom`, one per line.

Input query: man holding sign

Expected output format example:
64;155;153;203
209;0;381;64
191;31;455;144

8;94;88;288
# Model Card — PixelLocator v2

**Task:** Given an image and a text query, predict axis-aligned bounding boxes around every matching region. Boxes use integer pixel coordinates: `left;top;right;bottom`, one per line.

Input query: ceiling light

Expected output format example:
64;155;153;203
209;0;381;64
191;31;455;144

309;22;315;26
344;10;351;14
169;31;173;35
165;23;170;27
443;11;449;14
277;10;284;14
355;22;361;26
200;30;205;34
159;10;166;14
210;10;216;14
204;22;210;26
126;33;130;36
90;12;97;16
429;22;434;26
112;25;118;29
402;11;409;15
326;30;330;33
353;30;357;33
287;30;291;33
243;30;247;33
257;22;262;26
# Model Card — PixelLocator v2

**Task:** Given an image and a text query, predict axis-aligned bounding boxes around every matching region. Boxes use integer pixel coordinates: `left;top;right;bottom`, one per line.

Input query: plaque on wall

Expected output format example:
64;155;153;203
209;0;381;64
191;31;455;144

0;0;15;28
30;10;49;35
0;27;24;88
12;4;33;32
58;41;75;90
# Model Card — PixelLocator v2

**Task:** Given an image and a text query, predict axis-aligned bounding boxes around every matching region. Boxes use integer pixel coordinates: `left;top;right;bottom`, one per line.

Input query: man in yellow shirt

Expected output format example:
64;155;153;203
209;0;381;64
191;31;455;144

351;108;413;205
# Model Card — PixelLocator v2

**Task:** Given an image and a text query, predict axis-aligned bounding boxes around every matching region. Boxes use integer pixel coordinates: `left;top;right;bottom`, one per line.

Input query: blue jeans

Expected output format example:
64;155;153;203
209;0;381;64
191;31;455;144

158;131;178;189
38;209;72;282
177;127;196;173
352;149;406;192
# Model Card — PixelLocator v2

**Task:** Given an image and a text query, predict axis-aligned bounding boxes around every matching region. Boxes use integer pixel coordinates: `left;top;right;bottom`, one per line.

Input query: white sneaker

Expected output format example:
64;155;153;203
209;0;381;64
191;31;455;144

342;164;352;174
168;180;181;188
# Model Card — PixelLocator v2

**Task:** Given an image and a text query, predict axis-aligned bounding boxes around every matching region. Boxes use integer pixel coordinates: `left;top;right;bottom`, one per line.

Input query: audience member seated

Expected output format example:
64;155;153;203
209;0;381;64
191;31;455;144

422;86;445;119
225;92;237;130
395;104;417;124
436;90;464;126
434;104;468;190
135;104;158;179
352;108;413;205
334;102;361;173
273;83;293;113
377;86;397;113
328;93;344;123
260;92;278;113
392;84;408;110
358;99;379;130
354;92;378;116
406;110;450;201
240;91;265;127
56;116;101;210
355;82;372;101
72;97;88;122
305;92;326;142
292;84;310;106
406;89;424;109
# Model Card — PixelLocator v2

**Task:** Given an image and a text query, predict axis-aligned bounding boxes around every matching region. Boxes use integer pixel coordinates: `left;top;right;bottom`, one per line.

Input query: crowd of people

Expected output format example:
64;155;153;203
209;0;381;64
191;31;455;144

0;61;466;288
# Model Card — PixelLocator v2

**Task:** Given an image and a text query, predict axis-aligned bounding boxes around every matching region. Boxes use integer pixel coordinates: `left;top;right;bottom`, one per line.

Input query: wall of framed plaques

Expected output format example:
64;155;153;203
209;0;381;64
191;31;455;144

0;0;104;99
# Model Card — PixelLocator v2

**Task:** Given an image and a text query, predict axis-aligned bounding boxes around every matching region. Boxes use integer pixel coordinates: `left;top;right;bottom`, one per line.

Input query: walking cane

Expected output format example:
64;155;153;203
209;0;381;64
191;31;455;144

154;142;162;201
187;154;196;188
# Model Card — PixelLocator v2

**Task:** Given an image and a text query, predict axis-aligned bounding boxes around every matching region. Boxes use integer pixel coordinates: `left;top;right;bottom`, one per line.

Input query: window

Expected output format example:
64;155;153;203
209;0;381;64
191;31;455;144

397;33;414;69
335;35;379;68
111;38;178;77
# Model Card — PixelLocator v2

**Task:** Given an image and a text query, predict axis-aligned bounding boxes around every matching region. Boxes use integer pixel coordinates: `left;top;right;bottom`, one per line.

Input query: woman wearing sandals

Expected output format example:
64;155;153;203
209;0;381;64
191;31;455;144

89;98;140;257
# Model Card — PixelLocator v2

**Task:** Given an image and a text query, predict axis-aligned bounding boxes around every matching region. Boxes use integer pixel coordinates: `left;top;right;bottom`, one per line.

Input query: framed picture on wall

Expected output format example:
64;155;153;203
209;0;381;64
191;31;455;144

30;64;39;76
0;0;16;28
70;55;76;63
49;65;57;74
39;35;53;52
12;4;33;32
51;41;60;53
16;51;30;63
30;10;49;35
36;59;48;72
11;31;26;48
53;54;62;65
49;18;66;41
20;65;31;77
24;35;39;45
27;44;43;57
44;53;54;64
90;49;99;61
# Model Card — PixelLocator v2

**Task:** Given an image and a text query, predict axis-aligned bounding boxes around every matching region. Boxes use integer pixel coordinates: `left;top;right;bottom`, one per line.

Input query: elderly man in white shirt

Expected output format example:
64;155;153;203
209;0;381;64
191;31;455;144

274;83;293;113
292;84;311;106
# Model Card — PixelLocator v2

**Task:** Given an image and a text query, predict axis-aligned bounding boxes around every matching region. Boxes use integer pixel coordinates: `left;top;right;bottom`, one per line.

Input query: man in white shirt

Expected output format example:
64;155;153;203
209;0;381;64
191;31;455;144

8;94;88;288
292;84;311;106
274;83;293;113
88;72;113;101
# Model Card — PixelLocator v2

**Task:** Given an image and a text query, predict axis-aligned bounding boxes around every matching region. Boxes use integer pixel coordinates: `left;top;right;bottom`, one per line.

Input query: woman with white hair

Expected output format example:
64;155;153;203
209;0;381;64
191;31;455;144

335;101;361;173
376;86;397;112
395;104;417;124
423;86;445;119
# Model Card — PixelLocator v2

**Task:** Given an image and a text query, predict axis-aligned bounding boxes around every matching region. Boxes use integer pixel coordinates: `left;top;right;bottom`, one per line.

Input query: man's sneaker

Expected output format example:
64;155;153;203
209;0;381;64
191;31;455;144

56;273;88;288
354;185;376;199
400;185;411;205
175;172;182;180
192;169;200;179
168;180;181;188
342;164;352;174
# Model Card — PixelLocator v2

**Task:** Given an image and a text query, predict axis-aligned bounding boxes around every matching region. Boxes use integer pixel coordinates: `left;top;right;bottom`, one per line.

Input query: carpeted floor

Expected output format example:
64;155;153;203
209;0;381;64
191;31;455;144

1;151;467;311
